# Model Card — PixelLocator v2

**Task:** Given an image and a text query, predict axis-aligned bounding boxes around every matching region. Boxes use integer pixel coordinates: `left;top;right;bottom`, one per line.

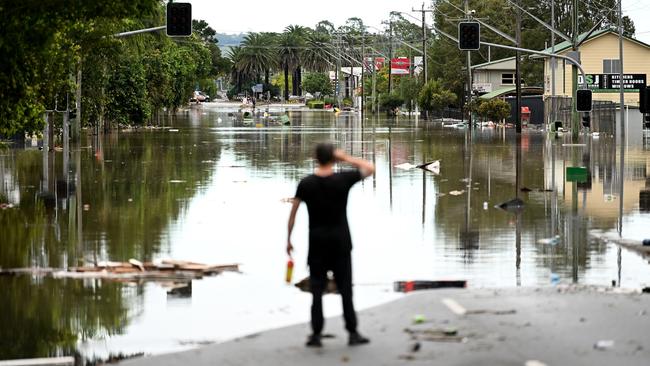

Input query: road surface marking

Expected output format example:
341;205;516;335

525;361;548;366
442;298;467;316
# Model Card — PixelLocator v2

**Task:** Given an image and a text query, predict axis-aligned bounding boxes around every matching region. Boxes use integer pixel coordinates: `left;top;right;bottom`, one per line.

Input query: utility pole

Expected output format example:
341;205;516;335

571;0;579;139
551;0;556;126
388;19;393;94
515;0;522;133
361;31;365;117
372;53;377;114
412;3;433;84
336;33;342;107
618;0;626;235
73;62;82;142
464;0;473;127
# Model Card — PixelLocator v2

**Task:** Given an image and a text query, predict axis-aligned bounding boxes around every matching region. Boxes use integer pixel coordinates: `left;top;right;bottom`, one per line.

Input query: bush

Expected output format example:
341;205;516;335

342;97;353;107
418;80;457;115
380;93;404;113
307;100;325;109
302;73;333;96
478;99;511;122
323;96;336;106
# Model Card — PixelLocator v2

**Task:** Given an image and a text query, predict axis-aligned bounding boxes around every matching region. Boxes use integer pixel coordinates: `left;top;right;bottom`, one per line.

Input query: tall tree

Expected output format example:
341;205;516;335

284;25;307;96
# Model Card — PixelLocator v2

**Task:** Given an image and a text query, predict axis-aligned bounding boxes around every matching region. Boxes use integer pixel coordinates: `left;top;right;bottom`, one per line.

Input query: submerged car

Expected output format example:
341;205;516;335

190;91;210;103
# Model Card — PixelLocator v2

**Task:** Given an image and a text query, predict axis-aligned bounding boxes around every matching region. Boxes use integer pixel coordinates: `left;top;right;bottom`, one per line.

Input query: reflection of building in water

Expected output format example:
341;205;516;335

0;158;20;204
544;139;649;222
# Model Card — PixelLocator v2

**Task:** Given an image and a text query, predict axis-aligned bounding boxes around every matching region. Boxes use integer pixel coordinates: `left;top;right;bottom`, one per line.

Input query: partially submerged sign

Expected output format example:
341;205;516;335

566;166;588;183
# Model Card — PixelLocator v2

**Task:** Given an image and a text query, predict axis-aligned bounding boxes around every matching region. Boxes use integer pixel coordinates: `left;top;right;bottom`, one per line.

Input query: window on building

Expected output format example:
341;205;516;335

501;73;514;85
603;59;621;74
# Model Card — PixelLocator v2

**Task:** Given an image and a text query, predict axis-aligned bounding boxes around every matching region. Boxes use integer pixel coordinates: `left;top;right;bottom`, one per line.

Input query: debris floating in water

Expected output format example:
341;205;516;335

395;163;417;170
497;198;525;212
0;259;239;283
449;190;465;196
417;160;440;174
538;236;560;245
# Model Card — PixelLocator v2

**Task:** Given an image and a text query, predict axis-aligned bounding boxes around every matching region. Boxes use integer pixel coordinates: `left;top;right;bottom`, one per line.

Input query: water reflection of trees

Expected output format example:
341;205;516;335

0;276;130;359
0;127;220;358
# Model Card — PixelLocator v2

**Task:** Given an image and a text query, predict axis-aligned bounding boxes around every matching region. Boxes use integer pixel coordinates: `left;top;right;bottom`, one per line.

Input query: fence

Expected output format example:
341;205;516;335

544;96;617;134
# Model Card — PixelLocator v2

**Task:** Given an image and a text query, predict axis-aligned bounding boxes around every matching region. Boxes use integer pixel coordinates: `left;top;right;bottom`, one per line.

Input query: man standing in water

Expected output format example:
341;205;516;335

287;143;374;347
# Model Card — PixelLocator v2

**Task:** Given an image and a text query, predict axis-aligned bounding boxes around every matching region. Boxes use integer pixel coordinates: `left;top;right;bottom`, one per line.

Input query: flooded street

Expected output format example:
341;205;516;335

2;104;650;361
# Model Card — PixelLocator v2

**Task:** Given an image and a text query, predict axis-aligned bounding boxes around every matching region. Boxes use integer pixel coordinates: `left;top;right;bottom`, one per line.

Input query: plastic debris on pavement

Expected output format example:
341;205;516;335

594;340;614;350
550;273;560;285
413;314;426;324
394;280;467;292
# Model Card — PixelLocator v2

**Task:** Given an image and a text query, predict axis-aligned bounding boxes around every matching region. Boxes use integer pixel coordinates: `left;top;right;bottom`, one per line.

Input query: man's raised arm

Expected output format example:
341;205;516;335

334;149;375;178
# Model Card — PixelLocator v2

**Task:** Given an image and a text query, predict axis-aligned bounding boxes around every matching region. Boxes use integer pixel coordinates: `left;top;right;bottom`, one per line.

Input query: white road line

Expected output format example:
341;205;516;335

525;361;548;366
442;297;467;316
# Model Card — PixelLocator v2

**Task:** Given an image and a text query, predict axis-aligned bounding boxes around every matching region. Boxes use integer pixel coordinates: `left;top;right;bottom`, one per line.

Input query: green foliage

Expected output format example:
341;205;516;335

380;93;404;113
0;3;225;133
307;100;325;109
478;99;511;122
323;96;336;106
0;0;162;136
418;80;457;114
342;97;354;107
398;77;422;112
431;0;637;99
106;55;150;125
302;73;333;96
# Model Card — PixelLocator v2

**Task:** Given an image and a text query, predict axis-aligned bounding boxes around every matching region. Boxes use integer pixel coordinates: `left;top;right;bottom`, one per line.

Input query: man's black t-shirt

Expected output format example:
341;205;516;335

295;170;362;264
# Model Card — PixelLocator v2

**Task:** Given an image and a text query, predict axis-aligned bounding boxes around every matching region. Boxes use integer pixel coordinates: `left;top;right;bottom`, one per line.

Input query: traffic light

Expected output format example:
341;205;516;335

69;109;77;120
167;2;192;37
645;114;650;129
576;89;592;112
581;113;591;128
458;22;480;51
640;86;650;113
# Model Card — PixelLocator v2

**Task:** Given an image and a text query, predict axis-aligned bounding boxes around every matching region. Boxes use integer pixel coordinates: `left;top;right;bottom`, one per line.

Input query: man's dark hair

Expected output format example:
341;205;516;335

315;143;335;165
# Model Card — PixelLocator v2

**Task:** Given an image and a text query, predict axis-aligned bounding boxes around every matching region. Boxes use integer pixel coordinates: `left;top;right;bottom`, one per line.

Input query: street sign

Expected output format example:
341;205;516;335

566;166;588;183
578;74;647;93
390;57;410;75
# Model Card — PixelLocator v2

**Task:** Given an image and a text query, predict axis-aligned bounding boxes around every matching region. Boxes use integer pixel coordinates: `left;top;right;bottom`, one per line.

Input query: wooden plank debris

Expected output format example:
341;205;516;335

0;357;74;366
0;259;239;283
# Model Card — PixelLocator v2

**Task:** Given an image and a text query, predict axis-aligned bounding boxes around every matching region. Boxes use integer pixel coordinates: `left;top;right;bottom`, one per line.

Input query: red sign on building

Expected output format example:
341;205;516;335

365;57;386;71
390;57;410;75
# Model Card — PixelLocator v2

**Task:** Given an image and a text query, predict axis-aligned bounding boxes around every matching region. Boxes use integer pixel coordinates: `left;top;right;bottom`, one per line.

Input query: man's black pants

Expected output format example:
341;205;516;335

309;253;357;335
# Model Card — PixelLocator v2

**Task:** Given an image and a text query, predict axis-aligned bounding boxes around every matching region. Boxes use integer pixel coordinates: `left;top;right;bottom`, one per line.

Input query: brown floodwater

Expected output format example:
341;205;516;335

1;104;649;361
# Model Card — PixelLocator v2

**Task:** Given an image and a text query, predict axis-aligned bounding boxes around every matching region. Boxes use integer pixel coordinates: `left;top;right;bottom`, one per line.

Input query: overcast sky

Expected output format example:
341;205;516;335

191;0;650;44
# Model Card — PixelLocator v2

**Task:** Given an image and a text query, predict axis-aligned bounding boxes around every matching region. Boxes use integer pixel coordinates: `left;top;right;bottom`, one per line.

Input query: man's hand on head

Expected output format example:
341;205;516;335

334;149;347;162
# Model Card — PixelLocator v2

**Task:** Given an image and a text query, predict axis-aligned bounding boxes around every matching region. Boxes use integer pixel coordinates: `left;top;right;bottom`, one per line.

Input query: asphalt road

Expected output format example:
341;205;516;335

121;286;650;366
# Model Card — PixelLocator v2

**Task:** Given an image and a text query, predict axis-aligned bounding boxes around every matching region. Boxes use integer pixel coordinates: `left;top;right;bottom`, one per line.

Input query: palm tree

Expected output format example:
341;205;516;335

226;46;245;94
277;32;300;101
284;25;306;96
302;31;333;73
239;33;276;84
260;32;278;85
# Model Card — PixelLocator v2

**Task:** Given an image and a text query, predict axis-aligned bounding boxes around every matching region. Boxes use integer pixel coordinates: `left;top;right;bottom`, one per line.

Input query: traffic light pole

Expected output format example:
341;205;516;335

515;1;522;133
464;0;472;128
114;25;167;38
